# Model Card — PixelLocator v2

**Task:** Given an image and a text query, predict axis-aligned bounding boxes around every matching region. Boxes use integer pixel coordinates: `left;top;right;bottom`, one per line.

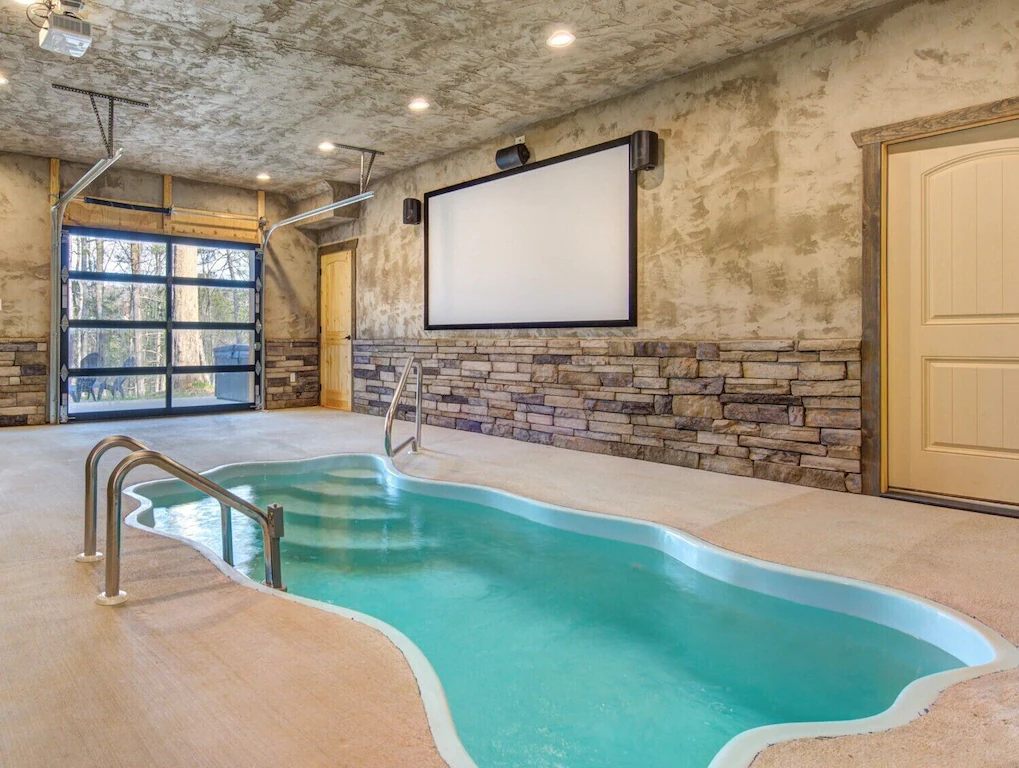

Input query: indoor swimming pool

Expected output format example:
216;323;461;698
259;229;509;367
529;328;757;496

127;454;1017;768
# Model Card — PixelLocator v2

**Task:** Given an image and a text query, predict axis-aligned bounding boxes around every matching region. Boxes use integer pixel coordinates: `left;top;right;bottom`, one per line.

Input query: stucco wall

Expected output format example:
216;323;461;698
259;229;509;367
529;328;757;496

0;152;319;341
347;0;1019;341
0;154;51;339
264;193;318;340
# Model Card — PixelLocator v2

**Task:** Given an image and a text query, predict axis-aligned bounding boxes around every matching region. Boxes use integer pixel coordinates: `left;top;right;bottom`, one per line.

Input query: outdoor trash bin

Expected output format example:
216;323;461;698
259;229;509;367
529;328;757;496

213;344;251;402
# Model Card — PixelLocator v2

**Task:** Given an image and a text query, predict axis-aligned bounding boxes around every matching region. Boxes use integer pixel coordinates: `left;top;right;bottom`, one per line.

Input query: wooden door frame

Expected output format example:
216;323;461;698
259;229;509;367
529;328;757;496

318;239;357;409
853;95;1019;518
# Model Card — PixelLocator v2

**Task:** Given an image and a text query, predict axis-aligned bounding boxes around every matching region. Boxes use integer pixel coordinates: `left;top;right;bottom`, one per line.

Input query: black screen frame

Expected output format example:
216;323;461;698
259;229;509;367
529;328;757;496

423;136;638;331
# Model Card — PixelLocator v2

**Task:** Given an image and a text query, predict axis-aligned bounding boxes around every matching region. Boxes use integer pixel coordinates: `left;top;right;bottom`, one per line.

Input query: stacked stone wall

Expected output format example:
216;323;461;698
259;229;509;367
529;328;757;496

354;337;862;492
0;339;47;427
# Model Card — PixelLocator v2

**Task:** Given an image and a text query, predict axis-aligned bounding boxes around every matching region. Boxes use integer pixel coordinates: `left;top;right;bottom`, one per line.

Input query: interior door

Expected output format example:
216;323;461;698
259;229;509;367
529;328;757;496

887;120;1019;505
320;250;353;411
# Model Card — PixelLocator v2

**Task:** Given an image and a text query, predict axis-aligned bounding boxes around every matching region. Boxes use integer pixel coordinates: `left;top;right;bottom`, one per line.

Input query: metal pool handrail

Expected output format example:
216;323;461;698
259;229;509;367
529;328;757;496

384;356;423;458
78;435;149;563
96;449;285;606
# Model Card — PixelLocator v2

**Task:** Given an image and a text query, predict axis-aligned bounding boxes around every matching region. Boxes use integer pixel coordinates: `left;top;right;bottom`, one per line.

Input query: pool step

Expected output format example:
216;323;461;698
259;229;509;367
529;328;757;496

286;480;391;504
282;532;438;568
283;519;430;549
282;506;406;527
320;467;382;485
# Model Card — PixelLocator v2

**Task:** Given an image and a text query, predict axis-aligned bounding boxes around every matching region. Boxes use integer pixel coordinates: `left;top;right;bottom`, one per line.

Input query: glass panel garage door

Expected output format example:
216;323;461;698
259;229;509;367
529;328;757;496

59;227;261;422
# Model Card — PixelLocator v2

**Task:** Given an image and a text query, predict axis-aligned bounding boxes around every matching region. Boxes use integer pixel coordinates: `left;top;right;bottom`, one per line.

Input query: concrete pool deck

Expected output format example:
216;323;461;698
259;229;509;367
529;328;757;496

0;408;1016;767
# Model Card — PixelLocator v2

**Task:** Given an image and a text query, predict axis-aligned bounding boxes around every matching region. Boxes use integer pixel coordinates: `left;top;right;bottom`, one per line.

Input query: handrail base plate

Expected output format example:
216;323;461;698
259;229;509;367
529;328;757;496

76;552;104;563
96;590;127;606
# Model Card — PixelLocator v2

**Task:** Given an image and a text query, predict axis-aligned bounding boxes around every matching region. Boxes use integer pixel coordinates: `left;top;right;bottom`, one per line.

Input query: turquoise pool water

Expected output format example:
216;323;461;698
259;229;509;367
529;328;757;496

136;460;964;768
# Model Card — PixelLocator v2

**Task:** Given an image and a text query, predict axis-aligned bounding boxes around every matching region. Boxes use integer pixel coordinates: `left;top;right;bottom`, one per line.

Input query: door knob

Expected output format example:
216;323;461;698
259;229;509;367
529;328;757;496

343;334;351;340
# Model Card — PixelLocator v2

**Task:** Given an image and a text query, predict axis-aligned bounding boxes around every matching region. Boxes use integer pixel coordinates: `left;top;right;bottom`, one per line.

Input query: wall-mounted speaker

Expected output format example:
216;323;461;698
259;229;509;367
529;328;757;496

495;143;531;171
403;197;422;225
629;130;659;172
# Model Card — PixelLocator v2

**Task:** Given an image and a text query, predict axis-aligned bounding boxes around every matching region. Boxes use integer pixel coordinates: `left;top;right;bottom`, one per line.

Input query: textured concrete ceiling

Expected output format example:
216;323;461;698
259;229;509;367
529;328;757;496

0;0;889;193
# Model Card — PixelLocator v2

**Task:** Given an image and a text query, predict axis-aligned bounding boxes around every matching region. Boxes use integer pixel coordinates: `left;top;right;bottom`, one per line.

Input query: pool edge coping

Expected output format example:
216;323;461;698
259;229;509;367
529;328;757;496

121;451;1019;768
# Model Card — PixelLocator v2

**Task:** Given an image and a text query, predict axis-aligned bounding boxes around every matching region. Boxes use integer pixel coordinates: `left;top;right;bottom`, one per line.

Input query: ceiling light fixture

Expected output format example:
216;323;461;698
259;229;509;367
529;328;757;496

318;141;336;152
408;98;430;112
0;75;8;86
546;30;576;48
256;173;271;181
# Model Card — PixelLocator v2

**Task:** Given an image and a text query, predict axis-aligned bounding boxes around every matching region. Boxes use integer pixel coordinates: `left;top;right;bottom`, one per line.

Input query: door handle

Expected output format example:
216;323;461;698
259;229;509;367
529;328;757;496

343;335;351;340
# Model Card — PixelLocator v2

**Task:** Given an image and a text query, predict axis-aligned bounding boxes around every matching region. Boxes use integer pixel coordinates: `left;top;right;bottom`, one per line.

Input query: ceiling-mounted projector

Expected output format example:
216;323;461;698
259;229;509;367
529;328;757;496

38;1;93;58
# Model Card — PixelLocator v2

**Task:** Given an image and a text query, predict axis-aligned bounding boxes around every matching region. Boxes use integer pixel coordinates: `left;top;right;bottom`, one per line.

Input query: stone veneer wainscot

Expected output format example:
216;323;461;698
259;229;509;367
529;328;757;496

0;338;48;427
265;339;320;410
354;338;863;493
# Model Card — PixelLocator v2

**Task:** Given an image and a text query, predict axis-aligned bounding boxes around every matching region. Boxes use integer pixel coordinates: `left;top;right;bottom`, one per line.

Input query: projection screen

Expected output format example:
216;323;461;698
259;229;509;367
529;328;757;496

424;138;636;329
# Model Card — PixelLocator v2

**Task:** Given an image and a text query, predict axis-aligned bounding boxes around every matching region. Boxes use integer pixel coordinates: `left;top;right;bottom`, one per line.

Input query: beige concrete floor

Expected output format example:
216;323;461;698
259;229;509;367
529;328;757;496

0;408;1016;767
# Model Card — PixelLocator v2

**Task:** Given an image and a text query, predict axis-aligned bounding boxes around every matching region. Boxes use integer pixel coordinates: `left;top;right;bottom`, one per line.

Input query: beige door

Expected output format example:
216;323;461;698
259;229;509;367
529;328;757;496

320;251;353;410
887;120;1019;505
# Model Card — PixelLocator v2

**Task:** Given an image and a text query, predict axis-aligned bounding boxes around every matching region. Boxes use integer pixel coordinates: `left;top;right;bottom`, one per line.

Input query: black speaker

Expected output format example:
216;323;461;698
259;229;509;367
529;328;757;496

629;130;659;171
403;197;422;225
495;143;531;170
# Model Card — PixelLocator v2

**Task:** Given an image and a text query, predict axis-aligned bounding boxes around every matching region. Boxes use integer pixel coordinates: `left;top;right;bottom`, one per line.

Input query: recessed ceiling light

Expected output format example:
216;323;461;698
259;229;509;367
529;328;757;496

0;75;8;86
318;141;336;152
408;98;431;112
546;30;576;48
256;173;271;181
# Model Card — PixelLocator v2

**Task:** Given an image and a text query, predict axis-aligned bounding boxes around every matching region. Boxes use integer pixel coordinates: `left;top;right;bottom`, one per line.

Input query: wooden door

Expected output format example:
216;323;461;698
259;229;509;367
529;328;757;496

887;120;1019;505
320;251;353;410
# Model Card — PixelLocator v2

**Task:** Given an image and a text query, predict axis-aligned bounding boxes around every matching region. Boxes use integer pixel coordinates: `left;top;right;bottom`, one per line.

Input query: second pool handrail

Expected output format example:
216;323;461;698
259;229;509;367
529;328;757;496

384;356;423;457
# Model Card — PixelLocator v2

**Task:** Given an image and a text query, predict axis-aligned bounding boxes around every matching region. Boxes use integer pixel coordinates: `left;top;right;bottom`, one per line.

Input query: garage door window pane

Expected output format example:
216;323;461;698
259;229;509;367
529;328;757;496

68;234;166;276
173;330;254;367
69;280;166;321
69;328;166;369
173;244;254;281
173;285;253;324
173;372;253;406
69;374;166;413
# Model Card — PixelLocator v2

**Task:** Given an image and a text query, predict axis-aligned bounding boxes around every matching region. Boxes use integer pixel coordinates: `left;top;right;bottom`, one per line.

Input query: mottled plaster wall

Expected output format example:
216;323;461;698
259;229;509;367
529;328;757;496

350;0;1019;341
263;194;318;340
0;154;51;339
0;151;319;341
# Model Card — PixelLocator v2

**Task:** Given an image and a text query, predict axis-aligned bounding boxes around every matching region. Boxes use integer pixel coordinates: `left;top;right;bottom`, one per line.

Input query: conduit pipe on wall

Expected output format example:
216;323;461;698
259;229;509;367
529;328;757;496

48;149;124;424
257;190;374;409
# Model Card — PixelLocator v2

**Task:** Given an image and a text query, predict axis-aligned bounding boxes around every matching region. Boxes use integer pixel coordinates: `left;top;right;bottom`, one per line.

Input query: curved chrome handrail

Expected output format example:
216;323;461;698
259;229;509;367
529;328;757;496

384;356;423;457
98;449;285;606
77;435;149;562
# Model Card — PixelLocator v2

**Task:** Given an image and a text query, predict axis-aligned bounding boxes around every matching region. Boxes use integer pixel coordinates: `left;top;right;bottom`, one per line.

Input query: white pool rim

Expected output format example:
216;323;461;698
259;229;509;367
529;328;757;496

123;452;1019;768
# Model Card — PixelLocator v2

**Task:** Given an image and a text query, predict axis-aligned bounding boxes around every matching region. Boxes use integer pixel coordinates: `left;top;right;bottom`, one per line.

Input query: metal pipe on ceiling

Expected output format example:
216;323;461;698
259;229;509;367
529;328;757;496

262;191;374;243
257;190;374;410
49;149;124;424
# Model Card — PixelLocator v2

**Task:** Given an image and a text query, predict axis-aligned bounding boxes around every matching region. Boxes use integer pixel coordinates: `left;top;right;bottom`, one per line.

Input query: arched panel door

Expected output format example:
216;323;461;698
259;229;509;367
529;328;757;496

888;120;1019;505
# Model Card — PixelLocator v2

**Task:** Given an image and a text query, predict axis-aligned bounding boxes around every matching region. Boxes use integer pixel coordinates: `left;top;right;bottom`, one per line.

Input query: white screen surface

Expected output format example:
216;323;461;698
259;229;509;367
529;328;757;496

425;142;633;328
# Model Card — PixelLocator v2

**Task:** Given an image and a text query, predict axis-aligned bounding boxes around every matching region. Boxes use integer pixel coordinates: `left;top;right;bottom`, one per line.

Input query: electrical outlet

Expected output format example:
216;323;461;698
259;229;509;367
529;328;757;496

290;372;296;384
515;135;526;145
